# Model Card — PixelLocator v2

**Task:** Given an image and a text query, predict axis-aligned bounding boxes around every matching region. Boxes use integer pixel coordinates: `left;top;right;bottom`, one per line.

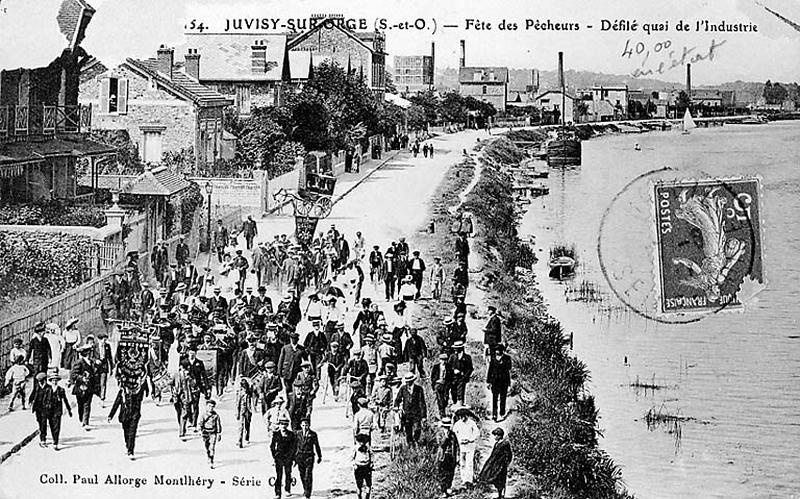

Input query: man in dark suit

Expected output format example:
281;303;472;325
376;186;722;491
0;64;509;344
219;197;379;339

70;345;97;428
483;305;502;356
408;250;426;300
430;353;453;417
382;250;396;301
46;372;73;450
213;219;228;263
295;418;322;499
368;245;383;283
259;361;283;415
208;286;228;322
277;332;302;396
139;282;155;322
447;341;473;406
487;344;512;421
175;236;190;268
28;322;51;375
30;373;51;447
185;346;210;428
270;417;297;499
95;332;115;405
394;372;427;446
242;215;258;250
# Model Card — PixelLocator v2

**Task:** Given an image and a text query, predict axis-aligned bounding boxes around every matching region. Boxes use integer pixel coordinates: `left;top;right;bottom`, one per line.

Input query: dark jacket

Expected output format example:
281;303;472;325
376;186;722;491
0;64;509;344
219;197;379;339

271;430;297;464
403;335;427;360
394;383;427;420
343;358;369;385
295;429;322;464
186;358;210;394
303;332;328;358
29;382;51;415
487;353;512;389
438;428;460;466
448;352;473;382
430;362;454;390
70;357;96;397
484;314;502;347
277;344;301;381
28;336;51;374
96;343;115;374
237;348;266;379
49;385;72;418
479;439;513;487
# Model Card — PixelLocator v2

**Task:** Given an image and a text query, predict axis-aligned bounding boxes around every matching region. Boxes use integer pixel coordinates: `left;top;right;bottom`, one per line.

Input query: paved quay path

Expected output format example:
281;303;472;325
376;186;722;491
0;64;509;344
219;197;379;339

0;129;483;499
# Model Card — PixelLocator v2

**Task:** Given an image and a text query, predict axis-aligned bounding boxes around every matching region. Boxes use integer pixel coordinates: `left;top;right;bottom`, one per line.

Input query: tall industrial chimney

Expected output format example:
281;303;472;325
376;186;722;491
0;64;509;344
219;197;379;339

459;40;465;68
558;51;564;90
686;63;692;100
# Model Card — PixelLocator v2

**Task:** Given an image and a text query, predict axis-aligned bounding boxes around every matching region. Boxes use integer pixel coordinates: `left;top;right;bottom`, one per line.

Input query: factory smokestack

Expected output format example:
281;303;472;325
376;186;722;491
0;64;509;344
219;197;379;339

558;51;564;90
459;40;465;68
686;63;692;100
430;41;436;89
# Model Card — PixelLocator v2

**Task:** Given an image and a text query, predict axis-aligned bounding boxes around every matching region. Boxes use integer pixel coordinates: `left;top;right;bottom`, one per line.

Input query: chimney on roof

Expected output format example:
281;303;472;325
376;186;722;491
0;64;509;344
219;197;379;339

459;40;465;68
185;48;200;80
157;45;174;80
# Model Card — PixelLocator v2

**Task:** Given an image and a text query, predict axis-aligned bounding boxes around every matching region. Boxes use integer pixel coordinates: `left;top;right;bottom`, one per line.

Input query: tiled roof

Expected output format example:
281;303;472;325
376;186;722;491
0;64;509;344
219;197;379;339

534;90;577;101
125;58;233;107
0;137;115;166
123;166;191;197
181;34;287;82
458;67;509;84
287;23;374;54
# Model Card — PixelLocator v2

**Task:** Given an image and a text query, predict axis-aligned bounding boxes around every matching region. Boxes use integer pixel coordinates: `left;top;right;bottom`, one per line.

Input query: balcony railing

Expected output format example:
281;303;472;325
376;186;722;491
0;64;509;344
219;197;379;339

0;103;92;141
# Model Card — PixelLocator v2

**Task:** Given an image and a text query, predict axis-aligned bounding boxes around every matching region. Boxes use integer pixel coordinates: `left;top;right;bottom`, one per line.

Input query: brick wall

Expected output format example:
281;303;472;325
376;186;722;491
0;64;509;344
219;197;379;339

79;65;197;161
292;28;373;84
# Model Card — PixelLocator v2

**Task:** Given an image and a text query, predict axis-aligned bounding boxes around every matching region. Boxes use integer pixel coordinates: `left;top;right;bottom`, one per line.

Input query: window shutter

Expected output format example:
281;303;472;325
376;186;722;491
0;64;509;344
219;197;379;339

99;78;110;113
118;78;129;114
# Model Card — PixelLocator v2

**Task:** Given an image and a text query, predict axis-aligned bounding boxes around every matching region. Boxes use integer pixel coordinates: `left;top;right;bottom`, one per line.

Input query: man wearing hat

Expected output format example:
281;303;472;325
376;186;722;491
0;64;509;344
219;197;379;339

448;341;473;406
45;371;72;451
382;249;396;301
437;416;460;496
29;373;52;447
404;328;428;378
452;312;468;344
290;360;318;430
208;286;228;322
368;245;383;283
454;231;470;265
270;416;297;499
186;346;211;429
237;333;265;380
175;235;190;268
483;305;503;356
242;214;258;250
70;343;97;428
330;320;353;357
28;322;51;376
278;331;302;397
295;417;323;499
98;280;118;333
303;319;328;373
233;249;250;291
377;332;397;376
409;250;426;300
361;334;378;394
431;352;454;417
259;360;283;414
325;342;347;401
139;282;155;323
453;405;480;488
255;285;274;315
265;394;290;434
487;344;512;422
164;263;180;296
394;372;427;445
430;256;445;302
369;375;393;431
323;296;344;342
213;219;229;264
95;332;114;406
343;349;369;411
352;298;374;345
252;242;268;287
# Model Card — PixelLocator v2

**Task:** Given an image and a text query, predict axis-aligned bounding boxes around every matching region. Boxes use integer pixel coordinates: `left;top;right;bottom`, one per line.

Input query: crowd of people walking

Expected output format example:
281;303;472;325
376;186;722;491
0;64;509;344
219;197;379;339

5;208;513;499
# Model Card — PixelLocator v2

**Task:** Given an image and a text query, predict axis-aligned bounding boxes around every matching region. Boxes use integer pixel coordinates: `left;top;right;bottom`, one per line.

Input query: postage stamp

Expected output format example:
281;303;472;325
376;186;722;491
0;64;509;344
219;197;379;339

653;177;764;315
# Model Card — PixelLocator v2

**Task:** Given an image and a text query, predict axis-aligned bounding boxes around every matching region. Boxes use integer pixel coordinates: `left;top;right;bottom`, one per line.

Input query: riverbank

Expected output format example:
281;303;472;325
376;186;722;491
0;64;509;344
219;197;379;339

377;135;633;498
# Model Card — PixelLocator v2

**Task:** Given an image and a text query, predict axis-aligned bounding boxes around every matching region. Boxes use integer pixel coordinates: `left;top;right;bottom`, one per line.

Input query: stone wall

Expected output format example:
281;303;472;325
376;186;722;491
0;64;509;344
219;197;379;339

460;82;507;112
291;28;374;84
79;65;197;160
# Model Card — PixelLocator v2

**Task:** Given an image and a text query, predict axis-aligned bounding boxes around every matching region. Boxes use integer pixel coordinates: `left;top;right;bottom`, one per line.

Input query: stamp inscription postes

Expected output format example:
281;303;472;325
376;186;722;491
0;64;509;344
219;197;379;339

653;177;763;314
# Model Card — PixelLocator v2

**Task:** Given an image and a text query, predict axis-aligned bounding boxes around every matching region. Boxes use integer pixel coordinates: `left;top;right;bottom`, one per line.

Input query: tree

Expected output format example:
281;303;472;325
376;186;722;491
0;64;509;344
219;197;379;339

408;89;440;126
763;80;788;104
440;91;468;124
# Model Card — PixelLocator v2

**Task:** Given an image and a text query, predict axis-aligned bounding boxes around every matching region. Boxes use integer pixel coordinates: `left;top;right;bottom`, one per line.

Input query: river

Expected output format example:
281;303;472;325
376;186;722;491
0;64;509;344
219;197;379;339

518;120;800;499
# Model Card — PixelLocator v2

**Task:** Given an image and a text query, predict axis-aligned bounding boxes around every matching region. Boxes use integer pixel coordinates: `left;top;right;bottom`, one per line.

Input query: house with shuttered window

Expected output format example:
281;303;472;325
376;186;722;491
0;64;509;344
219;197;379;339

79;45;233;172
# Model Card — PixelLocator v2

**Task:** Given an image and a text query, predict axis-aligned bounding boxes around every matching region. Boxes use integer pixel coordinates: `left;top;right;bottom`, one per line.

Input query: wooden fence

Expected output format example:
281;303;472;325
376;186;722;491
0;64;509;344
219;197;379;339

0;274;113;378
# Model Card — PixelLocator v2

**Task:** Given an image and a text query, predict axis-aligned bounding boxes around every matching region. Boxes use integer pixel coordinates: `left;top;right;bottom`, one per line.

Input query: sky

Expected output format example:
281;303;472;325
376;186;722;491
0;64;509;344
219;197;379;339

1;0;799;85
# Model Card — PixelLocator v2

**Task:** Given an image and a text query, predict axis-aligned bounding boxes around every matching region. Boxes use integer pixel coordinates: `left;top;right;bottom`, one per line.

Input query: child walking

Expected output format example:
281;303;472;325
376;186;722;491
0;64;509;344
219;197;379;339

4;355;29;411
236;378;253;448
352;433;373;499
200;399;222;468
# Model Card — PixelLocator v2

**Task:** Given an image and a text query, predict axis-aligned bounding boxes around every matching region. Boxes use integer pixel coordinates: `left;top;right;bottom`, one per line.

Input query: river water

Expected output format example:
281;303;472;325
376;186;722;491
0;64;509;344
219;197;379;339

518;121;800;499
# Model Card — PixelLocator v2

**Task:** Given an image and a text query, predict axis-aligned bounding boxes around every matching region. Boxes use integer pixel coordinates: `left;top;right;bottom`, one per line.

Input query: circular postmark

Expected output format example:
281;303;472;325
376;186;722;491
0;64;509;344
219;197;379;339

597;168;763;324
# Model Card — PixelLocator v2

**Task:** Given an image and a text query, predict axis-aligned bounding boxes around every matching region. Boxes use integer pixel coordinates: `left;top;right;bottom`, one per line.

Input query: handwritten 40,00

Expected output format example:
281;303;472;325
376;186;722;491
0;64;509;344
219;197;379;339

622;38;727;78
